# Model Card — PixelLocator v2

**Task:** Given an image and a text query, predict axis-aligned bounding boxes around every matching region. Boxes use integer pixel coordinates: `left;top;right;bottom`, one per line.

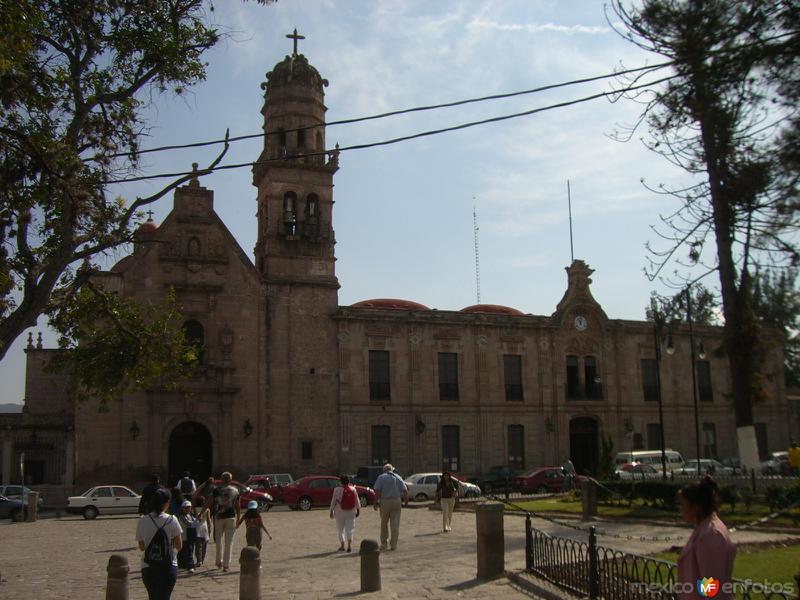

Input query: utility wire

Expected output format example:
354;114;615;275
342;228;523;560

106;73;677;185
100;60;674;161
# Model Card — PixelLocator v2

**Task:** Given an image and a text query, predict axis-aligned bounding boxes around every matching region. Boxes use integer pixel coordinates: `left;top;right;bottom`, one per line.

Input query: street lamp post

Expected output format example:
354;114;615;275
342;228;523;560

652;317;668;480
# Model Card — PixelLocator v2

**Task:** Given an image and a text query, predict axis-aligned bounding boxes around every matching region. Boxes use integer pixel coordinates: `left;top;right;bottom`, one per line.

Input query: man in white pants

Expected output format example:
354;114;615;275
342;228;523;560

212;472;240;571
373;464;408;551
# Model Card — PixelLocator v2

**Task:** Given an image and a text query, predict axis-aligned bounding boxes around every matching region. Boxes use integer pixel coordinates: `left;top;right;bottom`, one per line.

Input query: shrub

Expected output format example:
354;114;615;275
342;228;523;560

765;485;788;511
740;487;754;512
718;485;740;512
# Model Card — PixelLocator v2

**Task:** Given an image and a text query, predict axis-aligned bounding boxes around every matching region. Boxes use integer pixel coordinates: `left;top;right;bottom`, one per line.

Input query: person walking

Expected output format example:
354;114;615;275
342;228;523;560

177;471;197;496
168;487;184;516
676;476;736;599
176;500;199;574
212;471;241;571
372;464;408;551
435;472;459;532
193;496;211;567
329;475;360;552
236;500;272;551
136;488;183;600
139;474;162;515
561;457;575;492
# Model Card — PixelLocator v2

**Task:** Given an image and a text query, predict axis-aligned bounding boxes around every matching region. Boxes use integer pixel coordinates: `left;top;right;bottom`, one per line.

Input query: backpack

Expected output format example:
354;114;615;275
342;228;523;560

340;485;357;510
144;515;173;568
179;477;194;495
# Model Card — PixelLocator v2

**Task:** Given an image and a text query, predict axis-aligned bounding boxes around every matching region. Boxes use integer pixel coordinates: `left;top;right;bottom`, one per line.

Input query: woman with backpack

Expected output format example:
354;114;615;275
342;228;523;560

136;488;183;600
329;474;360;552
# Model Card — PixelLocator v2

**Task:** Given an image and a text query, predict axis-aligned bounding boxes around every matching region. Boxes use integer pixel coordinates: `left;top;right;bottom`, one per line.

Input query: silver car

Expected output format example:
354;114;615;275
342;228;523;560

0;484;44;508
679;459;734;476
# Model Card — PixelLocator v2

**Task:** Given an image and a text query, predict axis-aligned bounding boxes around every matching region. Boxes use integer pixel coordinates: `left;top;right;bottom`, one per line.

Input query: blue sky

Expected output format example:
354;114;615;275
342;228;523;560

2;0;699;404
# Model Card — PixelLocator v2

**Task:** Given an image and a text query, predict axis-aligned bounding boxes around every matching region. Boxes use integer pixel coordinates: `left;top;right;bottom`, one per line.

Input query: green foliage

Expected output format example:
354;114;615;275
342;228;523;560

765;485;789;511
719;484;740;513
601;480;683;508
46;283;197;406
597;432;616;481
752;268;800;387
647;284;719;327
740;487;754;512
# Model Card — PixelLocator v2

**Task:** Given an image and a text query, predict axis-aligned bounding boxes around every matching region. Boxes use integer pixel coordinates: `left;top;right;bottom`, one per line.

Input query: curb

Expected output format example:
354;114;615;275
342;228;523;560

506;569;582;600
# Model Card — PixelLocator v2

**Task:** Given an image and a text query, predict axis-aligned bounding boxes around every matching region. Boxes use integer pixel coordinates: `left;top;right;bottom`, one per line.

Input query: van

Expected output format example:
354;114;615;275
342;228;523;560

614;450;685;472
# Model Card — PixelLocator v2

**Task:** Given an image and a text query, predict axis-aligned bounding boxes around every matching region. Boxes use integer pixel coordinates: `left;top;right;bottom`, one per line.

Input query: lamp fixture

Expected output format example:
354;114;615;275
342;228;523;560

130;420;140;440
697;340;707;360
415;417;426;435
665;333;675;355
243;418;254;438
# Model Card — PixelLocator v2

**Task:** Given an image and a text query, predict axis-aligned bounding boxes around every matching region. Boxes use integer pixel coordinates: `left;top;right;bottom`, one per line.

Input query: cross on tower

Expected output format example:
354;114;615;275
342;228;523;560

286;28;305;56
146;209;154;221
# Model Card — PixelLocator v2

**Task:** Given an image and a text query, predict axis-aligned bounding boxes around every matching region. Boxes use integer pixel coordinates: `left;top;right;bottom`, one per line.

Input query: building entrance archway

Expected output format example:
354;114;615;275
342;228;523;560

168;422;212;484
569;417;599;476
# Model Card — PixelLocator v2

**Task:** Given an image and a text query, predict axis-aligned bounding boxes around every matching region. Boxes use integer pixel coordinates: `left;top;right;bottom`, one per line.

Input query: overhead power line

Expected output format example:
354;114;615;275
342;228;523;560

101;60;674;161
106;73;677;185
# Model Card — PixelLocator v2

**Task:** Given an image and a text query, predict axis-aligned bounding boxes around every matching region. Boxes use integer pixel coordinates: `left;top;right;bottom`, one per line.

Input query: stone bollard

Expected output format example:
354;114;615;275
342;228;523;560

359;539;381;592
105;554;129;600
476;502;504;579
26;491;39;522
239;546;261;600
581;479;597;521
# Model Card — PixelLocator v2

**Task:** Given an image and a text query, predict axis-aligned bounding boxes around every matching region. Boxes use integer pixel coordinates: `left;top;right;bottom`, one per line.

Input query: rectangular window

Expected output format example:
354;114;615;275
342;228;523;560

633;432;645;450
566;355;581;399
369;350;391;402
301;441;313;461
507;425;525;470
755;422;768;460
441;425;460;472
584;355;602;399
702;422;717;459
371;425;391;466
438;352;459;401
503;355;523;401
641;359;659;402
696;360;713;402
646;422;662;450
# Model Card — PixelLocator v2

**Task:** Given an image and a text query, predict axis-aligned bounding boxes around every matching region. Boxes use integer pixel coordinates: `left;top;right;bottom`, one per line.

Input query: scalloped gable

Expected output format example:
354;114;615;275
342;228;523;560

551;260;608;325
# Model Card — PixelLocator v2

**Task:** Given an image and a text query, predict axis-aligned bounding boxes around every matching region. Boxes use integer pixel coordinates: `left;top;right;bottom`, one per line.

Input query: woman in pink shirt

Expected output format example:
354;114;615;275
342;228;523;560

677;476;736;599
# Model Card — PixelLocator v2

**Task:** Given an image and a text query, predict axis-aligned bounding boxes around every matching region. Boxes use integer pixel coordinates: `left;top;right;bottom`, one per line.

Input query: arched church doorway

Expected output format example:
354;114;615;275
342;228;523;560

168;422;212;484
569;417;599;476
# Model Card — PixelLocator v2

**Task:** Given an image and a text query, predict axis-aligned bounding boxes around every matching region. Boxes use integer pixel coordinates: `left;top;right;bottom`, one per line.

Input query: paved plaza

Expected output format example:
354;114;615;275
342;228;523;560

0;503;797;599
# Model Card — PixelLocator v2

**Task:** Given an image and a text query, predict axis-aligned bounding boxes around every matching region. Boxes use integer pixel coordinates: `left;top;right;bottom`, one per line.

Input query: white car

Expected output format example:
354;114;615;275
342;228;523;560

67;485;141;519
405;473;482;501
614;462;662;480
678;459;734;476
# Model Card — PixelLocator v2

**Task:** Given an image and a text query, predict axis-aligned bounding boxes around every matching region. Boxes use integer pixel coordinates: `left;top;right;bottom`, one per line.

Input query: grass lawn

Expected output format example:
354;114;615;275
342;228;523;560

508;497;800;528
656;544;799;593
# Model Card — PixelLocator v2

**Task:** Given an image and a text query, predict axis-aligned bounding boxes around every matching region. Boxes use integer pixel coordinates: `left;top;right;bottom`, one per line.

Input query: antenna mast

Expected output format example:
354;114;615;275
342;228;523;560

473;200;481;304
567;180;575;263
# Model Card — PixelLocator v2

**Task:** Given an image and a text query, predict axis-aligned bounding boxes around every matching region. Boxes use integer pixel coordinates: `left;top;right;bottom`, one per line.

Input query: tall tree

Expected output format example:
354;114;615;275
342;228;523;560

752;268;800;388
0;1;273;397
612;0;799;469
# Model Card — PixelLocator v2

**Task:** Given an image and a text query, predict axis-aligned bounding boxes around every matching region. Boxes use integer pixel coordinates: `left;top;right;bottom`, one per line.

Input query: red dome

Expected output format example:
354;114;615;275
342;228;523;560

110;255;134;273
460;304;524;316
351;298;430;311
135;219;158;236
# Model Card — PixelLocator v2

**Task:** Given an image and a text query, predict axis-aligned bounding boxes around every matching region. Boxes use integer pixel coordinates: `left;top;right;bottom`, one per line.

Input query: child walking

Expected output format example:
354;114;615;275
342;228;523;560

236;500;272;550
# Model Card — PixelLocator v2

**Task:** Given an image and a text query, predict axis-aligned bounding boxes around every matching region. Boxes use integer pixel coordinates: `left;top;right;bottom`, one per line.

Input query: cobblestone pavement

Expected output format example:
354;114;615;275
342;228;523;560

0;504;796;599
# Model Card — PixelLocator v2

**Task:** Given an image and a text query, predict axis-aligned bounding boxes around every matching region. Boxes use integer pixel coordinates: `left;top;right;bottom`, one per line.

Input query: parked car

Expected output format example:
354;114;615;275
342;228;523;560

352;466;387;488
67;485;141;519
281;475;375;511
512;467;588;494
469;466;521;494
0;494;26;521
719;457;744;475
194;479;273;511
614;462;661;480
614;449;685;472
678;459;734;476
0;484;44;508
405;473;482;501
761;451;791;476
245;473;294;503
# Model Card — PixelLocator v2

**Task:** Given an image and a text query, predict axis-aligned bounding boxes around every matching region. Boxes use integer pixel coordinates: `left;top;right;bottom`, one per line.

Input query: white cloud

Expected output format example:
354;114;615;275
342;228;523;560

468;17;612;36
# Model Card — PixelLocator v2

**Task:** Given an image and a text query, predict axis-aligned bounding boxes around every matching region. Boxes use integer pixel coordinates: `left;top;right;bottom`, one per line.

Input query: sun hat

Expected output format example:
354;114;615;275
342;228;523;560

247;500;258;510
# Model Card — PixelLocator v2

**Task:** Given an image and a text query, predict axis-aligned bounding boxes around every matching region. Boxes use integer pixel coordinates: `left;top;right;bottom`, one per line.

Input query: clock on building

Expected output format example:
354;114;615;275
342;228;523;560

574;315;588;331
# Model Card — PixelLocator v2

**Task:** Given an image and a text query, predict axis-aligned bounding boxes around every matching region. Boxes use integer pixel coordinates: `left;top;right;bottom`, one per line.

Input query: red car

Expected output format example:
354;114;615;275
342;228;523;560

513;467;587;494
282;475;376;511
194;480;273;511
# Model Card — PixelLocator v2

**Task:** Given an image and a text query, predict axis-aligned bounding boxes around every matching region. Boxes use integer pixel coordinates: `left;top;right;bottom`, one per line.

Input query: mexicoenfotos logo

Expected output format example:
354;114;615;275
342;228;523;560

697;577;720;597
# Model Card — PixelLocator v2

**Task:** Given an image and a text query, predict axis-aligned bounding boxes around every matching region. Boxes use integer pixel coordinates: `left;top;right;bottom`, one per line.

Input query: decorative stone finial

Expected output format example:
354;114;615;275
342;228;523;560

36;332;43;349
27;332;33;349
189;162;200;187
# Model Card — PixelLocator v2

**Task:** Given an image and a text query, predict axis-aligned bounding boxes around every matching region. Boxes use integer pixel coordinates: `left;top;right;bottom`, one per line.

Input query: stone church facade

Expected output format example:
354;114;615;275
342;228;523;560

5;47;793;493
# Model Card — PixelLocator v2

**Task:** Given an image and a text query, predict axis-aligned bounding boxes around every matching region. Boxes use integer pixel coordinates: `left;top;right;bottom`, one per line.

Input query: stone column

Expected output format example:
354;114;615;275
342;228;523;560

25;491;39;522
581;479;597;521
359;539;381;592
239;546;261;600
105;555;129;600
476;502;504;579
1;437;12;485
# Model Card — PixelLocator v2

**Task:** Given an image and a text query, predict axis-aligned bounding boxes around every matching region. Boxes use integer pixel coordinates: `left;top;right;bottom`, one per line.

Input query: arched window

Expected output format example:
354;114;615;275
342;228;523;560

187;237;201;257
183;320;205;364
283;192;298;236
305;193;318;222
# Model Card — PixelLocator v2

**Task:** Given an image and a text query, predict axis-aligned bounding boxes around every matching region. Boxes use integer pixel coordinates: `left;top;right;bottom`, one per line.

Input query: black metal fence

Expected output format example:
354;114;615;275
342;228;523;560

524;515;794;600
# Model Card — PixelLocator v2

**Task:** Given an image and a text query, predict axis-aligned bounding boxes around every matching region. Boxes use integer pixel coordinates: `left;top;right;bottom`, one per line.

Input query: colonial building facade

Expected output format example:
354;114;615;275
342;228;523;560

5;46;793;494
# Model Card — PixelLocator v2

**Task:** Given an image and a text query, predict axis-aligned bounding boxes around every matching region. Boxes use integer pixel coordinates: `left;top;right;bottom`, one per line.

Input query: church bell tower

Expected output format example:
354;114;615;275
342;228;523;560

253;31;340;472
